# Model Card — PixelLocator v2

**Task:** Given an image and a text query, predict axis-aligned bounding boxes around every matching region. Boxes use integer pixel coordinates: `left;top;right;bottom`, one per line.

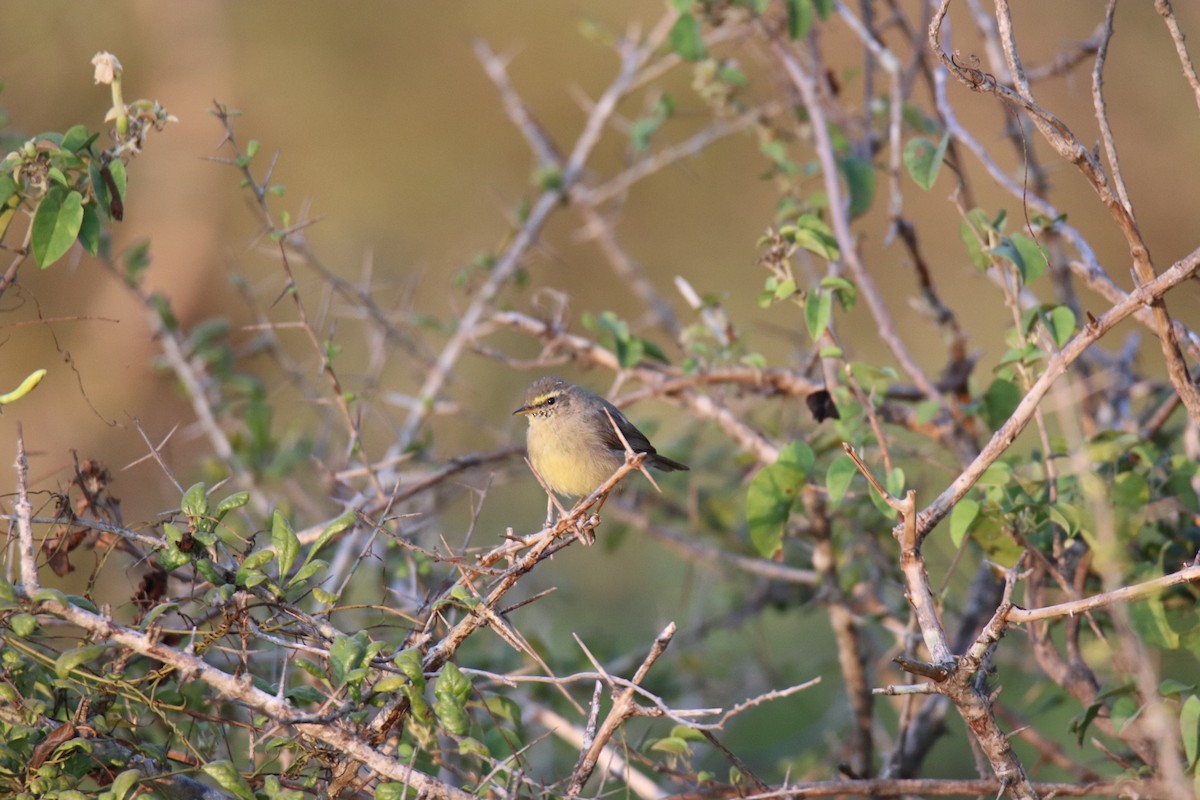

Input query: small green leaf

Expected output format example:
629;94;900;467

804;288;833;342
216;491;250;515
32;186;85;268
272;510;300;580
434;662;473;735
61;124;91;152
949;498;979;547
839;156;875;218
394;648;426;688
157;541;192;571
746;443;811;558
55;644;107;679
668;13;708;61
11;613;38;637
202;761;255;800
981;378;1021;430
959;208;993;270
108;769;143;800
821;275;857;310
376;783;407;800
1045;305;1075;348
1159;679;1196;696
181;482;209;519
33;587;69;606
107;159;127;209
289;559;326;588
989;235;1024;275
783;214;840;260
904;134;949;190
1180;694;1200;768
1112;472;1149;510
329;632;369;688
303;510;356;569
825;455;856;508
78;204;101;255
1010;232;1048;285
651;736;691;756
784;0;813;39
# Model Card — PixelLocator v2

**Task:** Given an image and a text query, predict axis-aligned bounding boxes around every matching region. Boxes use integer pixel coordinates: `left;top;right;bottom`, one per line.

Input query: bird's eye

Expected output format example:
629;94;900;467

545;396;556;406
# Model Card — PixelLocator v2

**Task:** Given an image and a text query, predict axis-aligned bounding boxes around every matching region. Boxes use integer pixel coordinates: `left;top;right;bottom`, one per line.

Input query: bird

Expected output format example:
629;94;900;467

513;376;689;498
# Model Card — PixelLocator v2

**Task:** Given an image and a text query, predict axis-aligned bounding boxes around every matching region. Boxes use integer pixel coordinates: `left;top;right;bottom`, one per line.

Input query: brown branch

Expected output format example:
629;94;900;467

565;623;677;798
1155;0;1200;115
1007;562;1200;624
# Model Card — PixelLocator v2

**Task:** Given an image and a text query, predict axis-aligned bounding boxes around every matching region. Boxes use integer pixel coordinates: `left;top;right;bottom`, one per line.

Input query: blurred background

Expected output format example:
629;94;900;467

3;0;1200;780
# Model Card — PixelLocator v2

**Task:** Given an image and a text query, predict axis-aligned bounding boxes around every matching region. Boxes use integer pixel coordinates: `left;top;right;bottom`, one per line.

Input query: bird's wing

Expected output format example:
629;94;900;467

596;398;656;455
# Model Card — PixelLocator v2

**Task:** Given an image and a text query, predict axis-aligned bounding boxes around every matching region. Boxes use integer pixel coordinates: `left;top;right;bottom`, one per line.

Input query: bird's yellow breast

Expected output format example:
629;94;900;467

526;414;622;497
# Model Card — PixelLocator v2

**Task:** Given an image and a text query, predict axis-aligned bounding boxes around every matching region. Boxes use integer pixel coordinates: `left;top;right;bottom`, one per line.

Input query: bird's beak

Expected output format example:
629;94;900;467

513;404;533;416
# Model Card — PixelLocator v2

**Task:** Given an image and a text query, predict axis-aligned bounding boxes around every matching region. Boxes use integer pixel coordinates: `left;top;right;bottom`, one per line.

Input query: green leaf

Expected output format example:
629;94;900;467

202;761;256;800
139;602;180;629
292;557;326;584
216;491;250;515
157;538;191;571
1044;305;1075;348
55;644;107;679
436;661;472;701
651;736;691;756
804;288;833;342
1112;472;1149;510
434;662;473;735
784;0;813;39
668;13;708;61
329;632;369;688
981;378;1021;430
61;124;91;152
820;275;857;310
394;648;426;688
78;204;101;255
1181;694;1200;768
949;498;979;547
959;208;994;270
782;214;840;260
108;159;127;208
376;783;407;800
32;186;85;268
839;156;875;218
746;442;811;558
812;0;833;17
904;134;949;190
11;613;38;636
1160;679;1196;696
108;769;143;800
304;510;356;570
988;235;1023;274
1010;232;1048;285
825;455;856;508
272;510;300;580
181;482;209;519
236;550;274;588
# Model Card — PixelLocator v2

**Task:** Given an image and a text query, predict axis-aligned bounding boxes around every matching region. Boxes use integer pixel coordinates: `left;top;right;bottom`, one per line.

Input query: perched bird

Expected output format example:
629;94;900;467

513;376;689;497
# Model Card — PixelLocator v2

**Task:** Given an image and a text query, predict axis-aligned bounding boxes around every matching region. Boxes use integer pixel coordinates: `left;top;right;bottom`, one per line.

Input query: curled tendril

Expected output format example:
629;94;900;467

951;50;996;90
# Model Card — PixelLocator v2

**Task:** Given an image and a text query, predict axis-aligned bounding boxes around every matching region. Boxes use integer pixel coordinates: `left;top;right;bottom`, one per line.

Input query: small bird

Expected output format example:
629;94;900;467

513;377;689;498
